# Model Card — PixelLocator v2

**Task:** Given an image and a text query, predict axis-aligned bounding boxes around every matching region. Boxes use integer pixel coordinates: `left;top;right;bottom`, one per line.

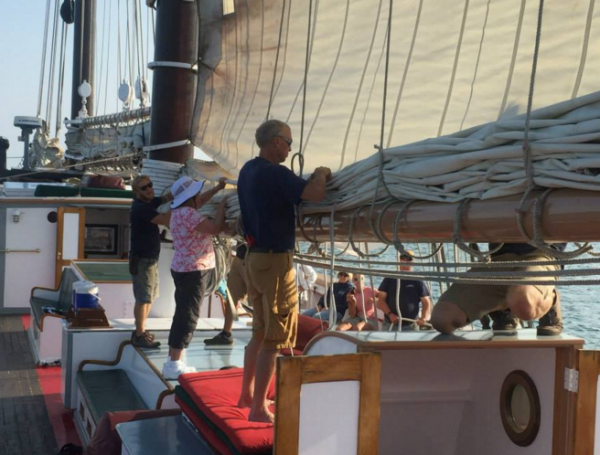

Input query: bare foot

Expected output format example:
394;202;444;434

237;396;253;408
248;407;275;424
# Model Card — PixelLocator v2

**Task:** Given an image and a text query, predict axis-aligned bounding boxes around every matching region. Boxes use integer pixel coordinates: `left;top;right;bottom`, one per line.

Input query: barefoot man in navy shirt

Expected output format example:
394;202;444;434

237;119;331;423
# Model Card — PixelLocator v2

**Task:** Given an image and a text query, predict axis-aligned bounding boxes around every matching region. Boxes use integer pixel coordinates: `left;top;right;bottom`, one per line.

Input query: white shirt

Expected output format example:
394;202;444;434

294;263;317;291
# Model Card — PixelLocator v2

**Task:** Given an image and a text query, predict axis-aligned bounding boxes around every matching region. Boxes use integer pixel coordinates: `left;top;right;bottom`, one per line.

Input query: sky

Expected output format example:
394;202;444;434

0;0;208;170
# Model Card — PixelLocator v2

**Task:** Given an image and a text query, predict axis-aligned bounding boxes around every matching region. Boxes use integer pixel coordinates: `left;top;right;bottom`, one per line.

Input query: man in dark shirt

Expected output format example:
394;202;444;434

431;243;566;336
129;175;172;348
237;119;331;423
304;271;354;323
377;251;431;330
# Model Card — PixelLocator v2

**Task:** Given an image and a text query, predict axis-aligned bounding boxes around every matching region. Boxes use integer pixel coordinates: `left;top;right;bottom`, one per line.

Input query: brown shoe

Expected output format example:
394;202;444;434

131;331;161;348
537;290;563;336
490;309;519;331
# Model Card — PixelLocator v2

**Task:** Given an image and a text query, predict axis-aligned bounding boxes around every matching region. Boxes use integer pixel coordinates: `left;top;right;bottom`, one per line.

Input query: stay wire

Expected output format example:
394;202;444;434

37;0;52;118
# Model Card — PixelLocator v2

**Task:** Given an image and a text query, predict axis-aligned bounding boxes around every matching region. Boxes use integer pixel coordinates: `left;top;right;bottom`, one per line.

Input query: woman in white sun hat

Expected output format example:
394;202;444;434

162;175;228;379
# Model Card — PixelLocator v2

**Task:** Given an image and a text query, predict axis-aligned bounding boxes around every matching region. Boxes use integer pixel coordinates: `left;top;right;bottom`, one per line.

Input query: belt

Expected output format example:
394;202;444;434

248;247;293;254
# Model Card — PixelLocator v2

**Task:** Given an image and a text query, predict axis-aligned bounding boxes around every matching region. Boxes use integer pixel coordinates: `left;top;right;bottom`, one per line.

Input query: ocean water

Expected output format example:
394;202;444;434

308;242;600;349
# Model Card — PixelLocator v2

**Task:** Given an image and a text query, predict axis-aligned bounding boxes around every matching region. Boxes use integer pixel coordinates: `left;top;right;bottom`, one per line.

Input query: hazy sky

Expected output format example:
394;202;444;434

0;1;207;170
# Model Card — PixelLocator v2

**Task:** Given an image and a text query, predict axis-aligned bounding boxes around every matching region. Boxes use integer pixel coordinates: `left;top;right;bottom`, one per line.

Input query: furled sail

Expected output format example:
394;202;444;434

192;0;600;182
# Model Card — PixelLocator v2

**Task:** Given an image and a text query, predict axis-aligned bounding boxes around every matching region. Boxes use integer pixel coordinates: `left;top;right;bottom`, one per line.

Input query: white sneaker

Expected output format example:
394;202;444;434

161;360;196;380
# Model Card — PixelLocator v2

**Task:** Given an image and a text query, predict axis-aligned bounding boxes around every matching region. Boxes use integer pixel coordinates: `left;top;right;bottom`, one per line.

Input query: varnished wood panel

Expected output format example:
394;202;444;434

274;357;303;455
358;354;381;455
553;347;578;455
275;353;381;455
573;350;600;455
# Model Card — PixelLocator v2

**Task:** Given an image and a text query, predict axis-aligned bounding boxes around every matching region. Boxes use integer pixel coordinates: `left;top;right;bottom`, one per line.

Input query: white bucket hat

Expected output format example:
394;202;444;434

171;176;205;209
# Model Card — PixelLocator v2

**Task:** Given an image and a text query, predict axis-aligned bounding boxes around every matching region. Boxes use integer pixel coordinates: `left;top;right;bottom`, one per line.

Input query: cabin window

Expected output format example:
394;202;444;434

499;370;541;446
223;0;235;15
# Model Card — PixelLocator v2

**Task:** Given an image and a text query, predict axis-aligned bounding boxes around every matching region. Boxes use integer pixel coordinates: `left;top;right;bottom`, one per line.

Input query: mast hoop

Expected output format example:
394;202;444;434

148;61;198;73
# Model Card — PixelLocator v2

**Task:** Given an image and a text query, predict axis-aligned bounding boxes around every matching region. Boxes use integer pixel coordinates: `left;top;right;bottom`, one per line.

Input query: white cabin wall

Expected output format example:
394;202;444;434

298;381;360;455
376;348;554;455
2;207;57;310
378;350;477;455
456;348;554;455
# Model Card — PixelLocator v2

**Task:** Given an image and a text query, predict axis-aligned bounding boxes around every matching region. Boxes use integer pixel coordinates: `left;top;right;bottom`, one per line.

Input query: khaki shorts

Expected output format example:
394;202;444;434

245;251;298;350
439;252;558;322
131;258;159;304
227;256;248;304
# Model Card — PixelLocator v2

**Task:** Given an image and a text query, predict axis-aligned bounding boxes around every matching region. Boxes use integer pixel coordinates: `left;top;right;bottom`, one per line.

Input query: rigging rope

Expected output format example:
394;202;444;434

292;0;313;177
38;0;52;118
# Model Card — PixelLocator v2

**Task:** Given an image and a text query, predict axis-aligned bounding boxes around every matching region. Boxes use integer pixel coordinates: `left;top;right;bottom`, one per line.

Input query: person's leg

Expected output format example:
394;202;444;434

430;301;469;334
134;303;148;337
238;254;265;408
505;285;553;321
131;260;160;348
431;279;508;334
164;270;203;376
248;348;278;423
315;309;330;321
244;252;298;423
336;321;352;331
238;333;263;408
302;307;319;317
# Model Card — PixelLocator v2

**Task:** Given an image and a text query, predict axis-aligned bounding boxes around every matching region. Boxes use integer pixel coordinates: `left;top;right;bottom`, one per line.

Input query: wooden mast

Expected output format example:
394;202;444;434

71;0;96;119
294;189;600;243
148;0;198;164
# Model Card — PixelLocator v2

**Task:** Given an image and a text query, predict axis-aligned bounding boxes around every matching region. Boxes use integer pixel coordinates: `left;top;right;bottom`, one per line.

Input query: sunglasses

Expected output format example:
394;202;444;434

352;277;361;281
275;135;293;147
139;182;154;191
400;254;413;262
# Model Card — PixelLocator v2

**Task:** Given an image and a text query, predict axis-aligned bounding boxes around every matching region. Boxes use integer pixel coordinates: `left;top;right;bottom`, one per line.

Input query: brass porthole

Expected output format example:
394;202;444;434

499;370;541;446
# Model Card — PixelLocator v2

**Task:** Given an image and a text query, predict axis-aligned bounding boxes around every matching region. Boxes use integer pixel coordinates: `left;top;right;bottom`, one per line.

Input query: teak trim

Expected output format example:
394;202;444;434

274;353;381;455
553;347;578;455
573;350;600;455
78;340;130;371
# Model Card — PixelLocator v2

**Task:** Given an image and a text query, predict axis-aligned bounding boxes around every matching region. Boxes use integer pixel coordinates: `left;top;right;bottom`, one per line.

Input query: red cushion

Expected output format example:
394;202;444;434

295;314;328;352
176;369;274;455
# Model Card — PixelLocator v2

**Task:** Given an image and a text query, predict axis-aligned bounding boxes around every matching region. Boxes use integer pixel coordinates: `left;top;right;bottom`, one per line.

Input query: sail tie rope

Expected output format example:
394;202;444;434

513;0;590;260
452;199;504;262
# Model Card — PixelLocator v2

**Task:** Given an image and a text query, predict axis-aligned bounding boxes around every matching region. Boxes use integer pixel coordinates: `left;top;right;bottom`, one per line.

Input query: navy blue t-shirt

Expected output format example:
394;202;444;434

318;282;355;316
238;157;308;251
378;278;430;324
130;197;162;258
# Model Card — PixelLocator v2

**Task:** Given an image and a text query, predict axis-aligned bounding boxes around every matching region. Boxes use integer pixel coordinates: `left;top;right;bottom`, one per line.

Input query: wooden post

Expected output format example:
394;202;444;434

149;0;198;164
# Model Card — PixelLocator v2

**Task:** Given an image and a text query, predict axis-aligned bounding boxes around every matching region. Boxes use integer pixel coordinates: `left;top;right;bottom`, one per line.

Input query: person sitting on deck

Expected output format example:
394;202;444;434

430;243;565;336
204;243;249;346
336;273;378;331
303;271;354;324
295;262;318;310
161;176;228;380
129;175;173;349
377;251;432;331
